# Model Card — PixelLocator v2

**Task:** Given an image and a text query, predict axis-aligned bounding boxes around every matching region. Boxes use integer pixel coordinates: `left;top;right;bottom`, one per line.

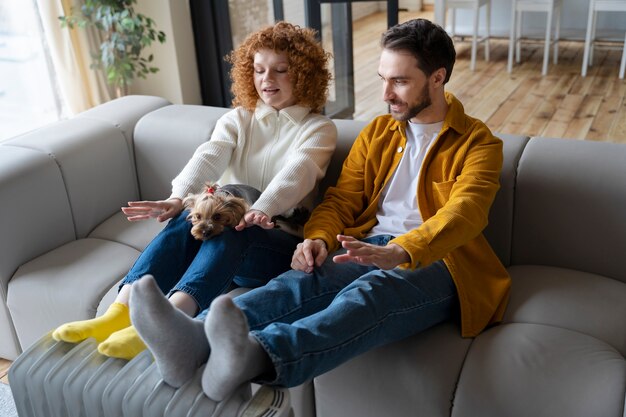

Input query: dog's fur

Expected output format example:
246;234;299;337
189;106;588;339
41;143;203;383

183;183;311;240
183;184;261;240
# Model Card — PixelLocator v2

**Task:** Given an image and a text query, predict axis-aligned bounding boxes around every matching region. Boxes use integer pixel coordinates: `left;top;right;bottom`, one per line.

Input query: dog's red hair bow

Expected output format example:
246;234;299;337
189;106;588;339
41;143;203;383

206;185;216;194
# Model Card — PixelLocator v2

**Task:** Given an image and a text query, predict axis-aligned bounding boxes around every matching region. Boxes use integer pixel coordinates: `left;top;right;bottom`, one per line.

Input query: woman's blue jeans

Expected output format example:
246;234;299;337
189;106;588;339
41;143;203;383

217;235;459;387
121;211;301;312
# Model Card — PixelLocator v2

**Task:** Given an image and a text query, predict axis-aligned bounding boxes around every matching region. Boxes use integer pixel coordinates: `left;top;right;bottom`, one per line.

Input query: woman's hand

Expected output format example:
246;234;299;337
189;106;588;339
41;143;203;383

291;239;328;273
333;235;410;270
121;198;183;222
235;209;275;231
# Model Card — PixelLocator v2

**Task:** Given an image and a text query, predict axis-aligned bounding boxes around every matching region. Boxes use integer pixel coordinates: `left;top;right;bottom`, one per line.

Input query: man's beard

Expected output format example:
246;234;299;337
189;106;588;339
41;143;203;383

388;85;432;122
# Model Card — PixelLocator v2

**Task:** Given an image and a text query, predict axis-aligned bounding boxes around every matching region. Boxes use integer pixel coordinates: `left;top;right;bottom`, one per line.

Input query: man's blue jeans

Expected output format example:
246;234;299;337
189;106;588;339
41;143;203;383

121;211;301;311
214;235;458;387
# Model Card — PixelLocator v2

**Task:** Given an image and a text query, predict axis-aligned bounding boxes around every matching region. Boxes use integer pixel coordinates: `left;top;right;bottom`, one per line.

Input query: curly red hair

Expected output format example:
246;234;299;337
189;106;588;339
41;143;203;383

226;21;332;113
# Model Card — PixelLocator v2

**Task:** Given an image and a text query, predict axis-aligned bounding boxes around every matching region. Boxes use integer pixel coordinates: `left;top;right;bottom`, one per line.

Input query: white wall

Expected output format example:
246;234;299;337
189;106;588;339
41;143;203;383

403;0;423;12
129;0;202;105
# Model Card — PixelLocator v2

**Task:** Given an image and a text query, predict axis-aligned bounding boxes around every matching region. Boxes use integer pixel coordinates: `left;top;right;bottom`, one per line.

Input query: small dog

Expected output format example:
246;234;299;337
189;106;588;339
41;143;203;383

183;184;261;240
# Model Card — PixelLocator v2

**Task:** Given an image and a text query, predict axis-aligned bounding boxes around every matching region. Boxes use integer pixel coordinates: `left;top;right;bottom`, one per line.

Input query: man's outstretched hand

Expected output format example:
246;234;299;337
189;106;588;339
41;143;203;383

333;235;410;270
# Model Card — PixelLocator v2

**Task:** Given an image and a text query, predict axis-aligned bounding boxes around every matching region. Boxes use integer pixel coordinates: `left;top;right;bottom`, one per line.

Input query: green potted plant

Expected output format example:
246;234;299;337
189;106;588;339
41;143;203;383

60;0;166;97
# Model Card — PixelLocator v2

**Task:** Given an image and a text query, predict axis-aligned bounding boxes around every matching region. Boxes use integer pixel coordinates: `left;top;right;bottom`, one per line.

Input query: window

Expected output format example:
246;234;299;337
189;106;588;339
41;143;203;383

0;2;63;141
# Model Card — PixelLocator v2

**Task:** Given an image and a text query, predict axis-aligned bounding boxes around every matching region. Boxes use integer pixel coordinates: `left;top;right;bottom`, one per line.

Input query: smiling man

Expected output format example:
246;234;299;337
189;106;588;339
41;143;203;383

130;18;511;405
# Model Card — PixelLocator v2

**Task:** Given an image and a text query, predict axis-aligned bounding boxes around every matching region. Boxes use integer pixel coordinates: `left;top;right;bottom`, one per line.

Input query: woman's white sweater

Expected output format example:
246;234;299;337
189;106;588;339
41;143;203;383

170;102;337;217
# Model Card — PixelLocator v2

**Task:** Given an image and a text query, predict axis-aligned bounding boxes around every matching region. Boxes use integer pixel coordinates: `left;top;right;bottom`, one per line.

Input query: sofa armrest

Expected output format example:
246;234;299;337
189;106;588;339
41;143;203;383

0;95;171;358
0;146;75;359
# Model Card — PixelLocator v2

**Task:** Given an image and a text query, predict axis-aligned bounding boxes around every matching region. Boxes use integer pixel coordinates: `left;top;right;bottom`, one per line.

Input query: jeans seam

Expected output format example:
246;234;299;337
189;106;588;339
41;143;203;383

250;330;284;385
282;292;457;367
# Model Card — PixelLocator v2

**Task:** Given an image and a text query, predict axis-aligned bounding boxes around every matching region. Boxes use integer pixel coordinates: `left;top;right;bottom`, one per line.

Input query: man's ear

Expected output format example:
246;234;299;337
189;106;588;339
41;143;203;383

431;67;447;88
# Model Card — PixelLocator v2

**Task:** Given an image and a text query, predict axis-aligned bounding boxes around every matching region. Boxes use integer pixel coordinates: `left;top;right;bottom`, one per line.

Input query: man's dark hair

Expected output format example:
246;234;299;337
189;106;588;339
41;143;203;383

381;18;456;84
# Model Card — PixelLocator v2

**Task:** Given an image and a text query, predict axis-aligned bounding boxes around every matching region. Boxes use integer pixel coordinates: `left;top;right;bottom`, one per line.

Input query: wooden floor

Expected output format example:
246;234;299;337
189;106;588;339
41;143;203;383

351;10;626;143
0;358;9;384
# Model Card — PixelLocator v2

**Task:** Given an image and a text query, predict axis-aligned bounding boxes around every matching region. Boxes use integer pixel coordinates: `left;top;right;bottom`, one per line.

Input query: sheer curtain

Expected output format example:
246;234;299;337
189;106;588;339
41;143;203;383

36;0;113;115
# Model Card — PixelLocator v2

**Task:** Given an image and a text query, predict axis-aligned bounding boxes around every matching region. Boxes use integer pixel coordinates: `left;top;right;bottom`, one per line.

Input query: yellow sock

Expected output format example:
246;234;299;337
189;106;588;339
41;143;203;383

52;302;130;343
97;326;146;360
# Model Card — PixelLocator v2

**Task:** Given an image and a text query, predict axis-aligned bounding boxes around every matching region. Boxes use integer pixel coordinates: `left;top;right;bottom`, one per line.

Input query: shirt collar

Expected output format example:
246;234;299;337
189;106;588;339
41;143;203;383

254;100;311;124
441;92;467;135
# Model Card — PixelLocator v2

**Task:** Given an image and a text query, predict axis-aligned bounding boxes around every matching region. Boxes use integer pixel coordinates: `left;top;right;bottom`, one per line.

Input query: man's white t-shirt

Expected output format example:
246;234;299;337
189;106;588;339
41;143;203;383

367;120;443;238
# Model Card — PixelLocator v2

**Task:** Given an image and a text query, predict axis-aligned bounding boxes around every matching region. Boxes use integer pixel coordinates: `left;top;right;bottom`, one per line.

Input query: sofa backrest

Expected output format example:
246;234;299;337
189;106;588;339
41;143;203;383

511;137;626;284
5;118;138;239
482;134;530;267
318;119;368;203
77;95;171;184
133;105;230;201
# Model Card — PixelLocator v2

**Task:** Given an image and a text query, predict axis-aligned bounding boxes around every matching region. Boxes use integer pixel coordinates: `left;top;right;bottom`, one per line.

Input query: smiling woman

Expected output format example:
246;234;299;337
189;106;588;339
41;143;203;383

0;2;63;141
253;49;297;111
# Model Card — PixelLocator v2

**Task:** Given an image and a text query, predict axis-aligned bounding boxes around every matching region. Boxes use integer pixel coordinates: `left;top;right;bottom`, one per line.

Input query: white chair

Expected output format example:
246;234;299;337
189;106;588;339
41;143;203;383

620;32;626;79
439;0;491;71
507;0;562;76
581;0;626;78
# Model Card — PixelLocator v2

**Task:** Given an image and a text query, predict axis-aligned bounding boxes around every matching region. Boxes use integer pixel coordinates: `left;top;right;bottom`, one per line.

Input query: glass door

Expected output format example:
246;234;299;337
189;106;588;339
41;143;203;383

305;0;398;119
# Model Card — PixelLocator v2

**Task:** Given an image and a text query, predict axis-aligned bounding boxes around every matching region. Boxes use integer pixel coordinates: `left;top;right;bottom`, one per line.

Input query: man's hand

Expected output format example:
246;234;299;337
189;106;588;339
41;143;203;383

122;198;183;222
291;239;328;273
333;235;410;270
235;210;275;231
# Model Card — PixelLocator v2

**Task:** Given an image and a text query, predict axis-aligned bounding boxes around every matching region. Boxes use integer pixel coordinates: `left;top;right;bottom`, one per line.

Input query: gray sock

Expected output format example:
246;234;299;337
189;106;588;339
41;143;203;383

130;275;209;387
201;295;271;401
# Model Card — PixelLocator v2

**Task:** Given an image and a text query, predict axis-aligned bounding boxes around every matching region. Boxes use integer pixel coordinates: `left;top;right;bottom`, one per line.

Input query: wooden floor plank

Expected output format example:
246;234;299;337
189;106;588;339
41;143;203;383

563;94;605;139
0;358;10;384
484;77;537;129
609;97;626;143
465;71;524;122
587;94;623;141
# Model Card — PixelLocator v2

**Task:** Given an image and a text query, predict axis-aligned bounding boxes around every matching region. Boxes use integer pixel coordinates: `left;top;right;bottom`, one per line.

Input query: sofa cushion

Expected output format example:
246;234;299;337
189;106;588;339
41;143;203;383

7;238;141;350
89;211;167;253
313;322;471;417
452;323;626;417
512;137;626;284
5;118;139;239
133;105;230;201
504;265;626;356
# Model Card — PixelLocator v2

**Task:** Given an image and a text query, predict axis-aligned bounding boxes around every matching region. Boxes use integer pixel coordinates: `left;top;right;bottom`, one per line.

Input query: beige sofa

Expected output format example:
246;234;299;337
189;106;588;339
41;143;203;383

2;96;625;416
